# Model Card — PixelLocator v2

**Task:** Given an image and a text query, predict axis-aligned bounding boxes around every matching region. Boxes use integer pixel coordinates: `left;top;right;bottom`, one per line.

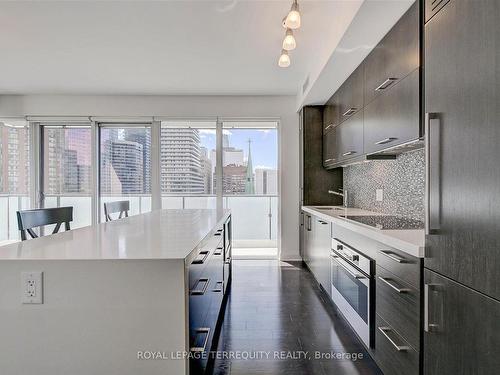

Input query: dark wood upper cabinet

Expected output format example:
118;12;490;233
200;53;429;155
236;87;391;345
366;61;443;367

323;93;340;133
300;106;342;206
364;2;419;106
338;63;364;123
337;110;363;162
363;68;420;155
323;126;338;167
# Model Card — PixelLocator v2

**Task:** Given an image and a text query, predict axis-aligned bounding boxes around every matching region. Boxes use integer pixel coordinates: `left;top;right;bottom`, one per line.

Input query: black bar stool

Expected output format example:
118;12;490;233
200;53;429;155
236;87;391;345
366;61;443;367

104;200;130;222
16;207;73;241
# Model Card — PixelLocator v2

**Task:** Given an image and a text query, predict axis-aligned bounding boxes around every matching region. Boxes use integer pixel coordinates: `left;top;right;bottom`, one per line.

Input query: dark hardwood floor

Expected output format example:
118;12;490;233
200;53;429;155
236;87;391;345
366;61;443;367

211;260;382;375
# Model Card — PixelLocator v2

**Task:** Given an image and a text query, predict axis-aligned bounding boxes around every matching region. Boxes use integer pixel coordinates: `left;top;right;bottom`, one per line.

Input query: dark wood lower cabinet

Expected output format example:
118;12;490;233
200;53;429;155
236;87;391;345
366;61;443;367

373;314;419;375
424;269;500;375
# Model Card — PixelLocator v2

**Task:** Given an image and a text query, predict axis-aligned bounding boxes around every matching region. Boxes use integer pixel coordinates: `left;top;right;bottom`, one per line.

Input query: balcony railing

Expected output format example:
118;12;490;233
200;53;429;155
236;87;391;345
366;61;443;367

1;194;277;248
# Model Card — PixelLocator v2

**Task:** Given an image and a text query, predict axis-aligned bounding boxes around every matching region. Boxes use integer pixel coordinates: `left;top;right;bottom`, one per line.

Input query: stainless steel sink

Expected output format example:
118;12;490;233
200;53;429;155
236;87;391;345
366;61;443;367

313;206;344;211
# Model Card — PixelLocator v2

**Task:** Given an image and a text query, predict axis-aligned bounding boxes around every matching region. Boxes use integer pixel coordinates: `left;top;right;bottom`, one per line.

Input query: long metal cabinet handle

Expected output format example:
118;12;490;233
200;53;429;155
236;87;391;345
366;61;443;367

424;283;440;332
192;250;210;264
331;254;366;279
378;326;409;351
307;215;312;231
375;137;398;145
342;108;358;117
325;124;334;131
379;250;407;263
375;78;398;91
324;158;335;163
425;113;441;234
378;276;411;293
190;327;210;352
342;151;356;157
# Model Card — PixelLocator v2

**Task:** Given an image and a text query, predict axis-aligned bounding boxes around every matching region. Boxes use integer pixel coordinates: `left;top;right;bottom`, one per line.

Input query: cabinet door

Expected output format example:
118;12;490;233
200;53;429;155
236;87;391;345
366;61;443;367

337;109;363;161
316;218;331;294
339;63;364;123
424;269;500;375
364;68;420;154
425;0;500;299
323;126;338;167
323;93;340;133
425;0;450;23
364;2;419;106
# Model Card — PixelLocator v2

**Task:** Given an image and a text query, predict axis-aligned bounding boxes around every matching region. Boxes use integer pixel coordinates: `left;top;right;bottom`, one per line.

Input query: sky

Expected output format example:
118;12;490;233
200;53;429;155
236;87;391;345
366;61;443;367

199;129;278;170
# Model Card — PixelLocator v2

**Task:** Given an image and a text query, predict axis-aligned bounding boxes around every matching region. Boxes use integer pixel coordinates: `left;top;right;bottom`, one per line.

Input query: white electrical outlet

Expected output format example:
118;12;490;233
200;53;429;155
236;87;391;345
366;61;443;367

21;271;43;304
376;189;384;202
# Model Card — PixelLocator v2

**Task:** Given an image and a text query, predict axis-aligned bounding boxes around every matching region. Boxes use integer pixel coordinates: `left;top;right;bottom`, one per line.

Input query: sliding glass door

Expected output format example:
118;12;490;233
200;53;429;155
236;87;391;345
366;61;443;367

222;121;278;258
99;124;152;221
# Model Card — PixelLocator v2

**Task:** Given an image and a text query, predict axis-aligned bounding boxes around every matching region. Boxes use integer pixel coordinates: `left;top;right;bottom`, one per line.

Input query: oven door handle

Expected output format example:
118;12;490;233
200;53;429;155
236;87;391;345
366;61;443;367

331;254;366;279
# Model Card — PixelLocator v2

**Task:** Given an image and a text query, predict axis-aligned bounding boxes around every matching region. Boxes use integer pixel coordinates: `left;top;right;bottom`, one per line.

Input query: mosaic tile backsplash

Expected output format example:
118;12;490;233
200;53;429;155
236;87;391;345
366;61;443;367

343;149;425;221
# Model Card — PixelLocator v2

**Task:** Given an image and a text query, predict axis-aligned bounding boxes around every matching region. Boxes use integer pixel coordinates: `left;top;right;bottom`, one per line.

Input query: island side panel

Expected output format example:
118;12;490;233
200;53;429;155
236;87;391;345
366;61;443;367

0;259;187;375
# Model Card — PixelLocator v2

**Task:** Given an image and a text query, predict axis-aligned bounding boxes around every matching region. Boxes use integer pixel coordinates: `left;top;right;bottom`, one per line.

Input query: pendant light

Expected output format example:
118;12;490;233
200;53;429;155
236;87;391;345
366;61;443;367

285;0;301;30
282;28;296;51
278;50;291;68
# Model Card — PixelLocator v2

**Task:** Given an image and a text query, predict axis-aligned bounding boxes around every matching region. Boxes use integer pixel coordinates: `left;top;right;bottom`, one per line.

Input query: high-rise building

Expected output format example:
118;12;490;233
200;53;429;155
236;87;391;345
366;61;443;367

124;129;151;194
161;128;206;194
255;168;278;195
0;124;30;195
219;164;247;194
200;147;213;194
109;140;144;194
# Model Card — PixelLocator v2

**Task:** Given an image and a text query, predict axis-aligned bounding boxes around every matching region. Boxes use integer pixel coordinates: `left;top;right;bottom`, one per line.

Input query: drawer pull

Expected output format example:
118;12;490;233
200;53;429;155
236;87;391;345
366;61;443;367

375;77;398;91
192;250;210;264
191;278;210;295
214;248;223;256
190;327;210;352
378;326;410;352
342;108;358;117
374;137;398;145
213;281;224;292
342;151;356;157
318;220;329;225
378;276;411;293
325;123;334;131
324;158;336;163
379;250;407;263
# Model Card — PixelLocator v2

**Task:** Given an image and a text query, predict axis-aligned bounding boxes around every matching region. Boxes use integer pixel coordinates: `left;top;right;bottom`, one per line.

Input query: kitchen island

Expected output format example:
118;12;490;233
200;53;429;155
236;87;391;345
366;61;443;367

0;209;232;375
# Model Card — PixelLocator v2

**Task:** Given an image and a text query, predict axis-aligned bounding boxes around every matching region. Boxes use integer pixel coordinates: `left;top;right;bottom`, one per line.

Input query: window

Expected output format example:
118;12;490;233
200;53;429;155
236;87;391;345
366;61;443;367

41;124;92;229
160;121;217;209
0;119;30;242
99;125;152;220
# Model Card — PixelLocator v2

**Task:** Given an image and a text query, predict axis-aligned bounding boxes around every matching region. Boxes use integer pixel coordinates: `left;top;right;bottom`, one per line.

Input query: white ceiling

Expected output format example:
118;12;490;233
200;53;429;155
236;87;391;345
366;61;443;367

0;0;414;104
0;0;362;96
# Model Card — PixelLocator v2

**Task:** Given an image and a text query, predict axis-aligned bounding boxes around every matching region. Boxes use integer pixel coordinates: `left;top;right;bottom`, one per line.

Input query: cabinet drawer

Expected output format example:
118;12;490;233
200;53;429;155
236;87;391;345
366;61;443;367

337;110;363;161
364;3;419;105
376;244;421;289
339;63;364;123
374;314;419;375
376;266;420;350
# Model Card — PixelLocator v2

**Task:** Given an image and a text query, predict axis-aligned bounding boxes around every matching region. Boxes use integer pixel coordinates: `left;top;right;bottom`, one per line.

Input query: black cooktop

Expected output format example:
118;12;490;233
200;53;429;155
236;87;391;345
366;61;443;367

340;215;424;230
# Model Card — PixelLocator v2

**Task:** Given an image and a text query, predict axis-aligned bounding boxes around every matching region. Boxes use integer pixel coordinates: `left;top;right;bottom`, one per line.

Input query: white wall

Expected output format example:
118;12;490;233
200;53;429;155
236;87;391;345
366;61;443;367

0;94;301;260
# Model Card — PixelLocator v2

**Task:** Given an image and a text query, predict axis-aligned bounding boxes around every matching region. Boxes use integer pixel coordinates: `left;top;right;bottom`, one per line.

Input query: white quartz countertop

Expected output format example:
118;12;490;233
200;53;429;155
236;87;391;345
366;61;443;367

0;209;230;260
302;206;425;258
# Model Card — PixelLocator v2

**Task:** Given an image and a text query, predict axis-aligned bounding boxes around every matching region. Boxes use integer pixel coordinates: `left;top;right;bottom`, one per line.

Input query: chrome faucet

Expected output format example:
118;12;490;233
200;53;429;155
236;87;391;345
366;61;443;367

328;188;348;208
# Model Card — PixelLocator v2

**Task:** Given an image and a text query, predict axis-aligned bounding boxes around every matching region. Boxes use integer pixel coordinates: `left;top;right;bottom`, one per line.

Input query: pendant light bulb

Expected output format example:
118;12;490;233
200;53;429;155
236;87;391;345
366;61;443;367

282;28;296;51
278;50;291;68
285;0;301;30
